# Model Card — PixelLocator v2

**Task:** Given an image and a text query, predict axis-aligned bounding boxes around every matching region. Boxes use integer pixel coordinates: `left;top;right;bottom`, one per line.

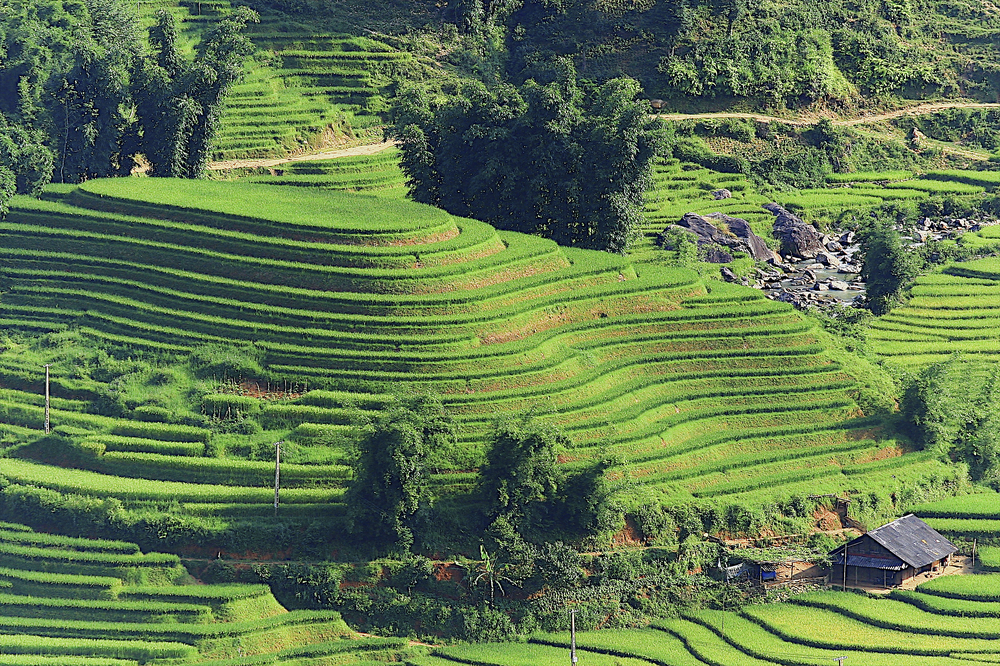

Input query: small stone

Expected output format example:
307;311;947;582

712;189;732;200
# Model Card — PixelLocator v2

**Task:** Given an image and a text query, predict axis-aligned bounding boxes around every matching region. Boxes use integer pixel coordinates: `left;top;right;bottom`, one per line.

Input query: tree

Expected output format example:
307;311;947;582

0;119;53;217
345;395;456;552
393;64;663;253
477;415;566;536
859;219;919;315
133;7;258;177
469;544;518;604
903;356;1000;483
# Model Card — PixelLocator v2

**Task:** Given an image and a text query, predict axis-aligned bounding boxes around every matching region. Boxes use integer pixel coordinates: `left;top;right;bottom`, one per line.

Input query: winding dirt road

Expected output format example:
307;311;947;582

654;101;1000;127
208;140;397;171
207;101;999;170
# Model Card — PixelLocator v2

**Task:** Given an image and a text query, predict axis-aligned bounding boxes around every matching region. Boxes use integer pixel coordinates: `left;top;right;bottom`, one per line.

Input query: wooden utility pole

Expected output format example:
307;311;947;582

43;364;51;434
973;538;978;568
273;441;283;517
842;542;848;590
833;657;847;666
569;609;577;665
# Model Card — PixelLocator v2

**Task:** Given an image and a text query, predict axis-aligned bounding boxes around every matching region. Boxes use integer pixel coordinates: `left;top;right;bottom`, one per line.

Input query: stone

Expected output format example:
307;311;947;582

812;282;829;292
702;245;734;263
712;189;732;200
840;231;855;244
722;215;781;262
825;241;843;252
657;212;779;263
815;253;839;267
829;280;851;291
720;266;738;282
766;202;825;259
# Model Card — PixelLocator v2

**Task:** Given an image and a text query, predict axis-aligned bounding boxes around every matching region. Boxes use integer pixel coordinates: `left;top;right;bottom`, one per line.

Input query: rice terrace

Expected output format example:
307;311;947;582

7;0;1000;663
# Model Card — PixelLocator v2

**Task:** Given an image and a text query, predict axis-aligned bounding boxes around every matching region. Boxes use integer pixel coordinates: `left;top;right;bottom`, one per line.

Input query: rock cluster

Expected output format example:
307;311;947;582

765;203;826;259
910;216;996;243
657;212;779;263
663;204;999;312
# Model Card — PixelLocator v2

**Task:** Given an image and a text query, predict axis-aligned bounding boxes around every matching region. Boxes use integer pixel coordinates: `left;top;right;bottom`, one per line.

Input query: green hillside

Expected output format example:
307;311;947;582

133;0;428;161
419;576;1000;665
870;254;1000;369
0;520;412;665
0;176;952;547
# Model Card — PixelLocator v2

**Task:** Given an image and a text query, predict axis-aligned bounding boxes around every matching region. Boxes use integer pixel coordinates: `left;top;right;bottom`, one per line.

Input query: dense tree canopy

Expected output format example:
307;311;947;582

393;67;662;252
904;356;1000;484
0;0;257;215
345;395;457;552
859;219;919;315
496;0;1000;107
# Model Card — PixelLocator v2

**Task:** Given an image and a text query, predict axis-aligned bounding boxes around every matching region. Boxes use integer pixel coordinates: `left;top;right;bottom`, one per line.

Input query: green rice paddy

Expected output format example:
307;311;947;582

427;578;1000;666
0;174;952;529
0;521;410;665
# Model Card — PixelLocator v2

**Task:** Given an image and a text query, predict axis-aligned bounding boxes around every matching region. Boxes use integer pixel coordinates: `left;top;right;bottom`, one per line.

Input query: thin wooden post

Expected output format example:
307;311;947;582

569;609;577;665
43;364;51;434
273;441;283;517
843;542;848;590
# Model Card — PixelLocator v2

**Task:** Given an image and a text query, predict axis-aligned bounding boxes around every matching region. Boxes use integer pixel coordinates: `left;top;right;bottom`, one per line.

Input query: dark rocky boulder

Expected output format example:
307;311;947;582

725;215;779;263
657;212;779;263
702;245;734;263
765;203;825;259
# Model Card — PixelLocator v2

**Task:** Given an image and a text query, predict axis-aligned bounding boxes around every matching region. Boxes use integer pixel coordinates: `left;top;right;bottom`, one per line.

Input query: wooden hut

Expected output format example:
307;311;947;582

829;514;957;588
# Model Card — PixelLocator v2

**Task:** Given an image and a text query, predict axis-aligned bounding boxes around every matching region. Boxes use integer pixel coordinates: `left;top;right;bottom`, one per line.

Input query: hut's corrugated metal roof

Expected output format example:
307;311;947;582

833;514;957;569
833;554;906;570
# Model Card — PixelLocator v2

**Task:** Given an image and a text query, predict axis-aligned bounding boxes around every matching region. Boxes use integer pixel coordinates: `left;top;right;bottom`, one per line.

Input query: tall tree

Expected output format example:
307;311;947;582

860;219;919;315
345;395;456;552
477;415;566;535
393;65;662;252
133;7;258;177
0;119;54;217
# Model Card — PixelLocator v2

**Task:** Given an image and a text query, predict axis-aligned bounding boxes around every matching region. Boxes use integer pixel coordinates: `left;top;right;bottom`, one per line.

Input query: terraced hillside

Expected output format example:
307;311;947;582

915;491;1000;546
869;256;1000;369
138;0;415;160
0;177;953;536
0;520;410;665
414;576;1000;665
244;148;407;197
640;159;1000;267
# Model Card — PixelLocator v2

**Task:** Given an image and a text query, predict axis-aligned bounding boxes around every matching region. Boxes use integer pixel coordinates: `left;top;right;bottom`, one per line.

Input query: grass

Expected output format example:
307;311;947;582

0;520;409;664
496;584;1000;666
869;259;1000;368
0;170;948;537
827;170;915;182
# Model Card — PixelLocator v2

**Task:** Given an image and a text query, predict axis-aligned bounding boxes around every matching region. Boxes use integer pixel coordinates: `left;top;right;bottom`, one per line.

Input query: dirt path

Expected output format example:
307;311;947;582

654;101;1000;127
206;101;997;171
209;140;397;171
